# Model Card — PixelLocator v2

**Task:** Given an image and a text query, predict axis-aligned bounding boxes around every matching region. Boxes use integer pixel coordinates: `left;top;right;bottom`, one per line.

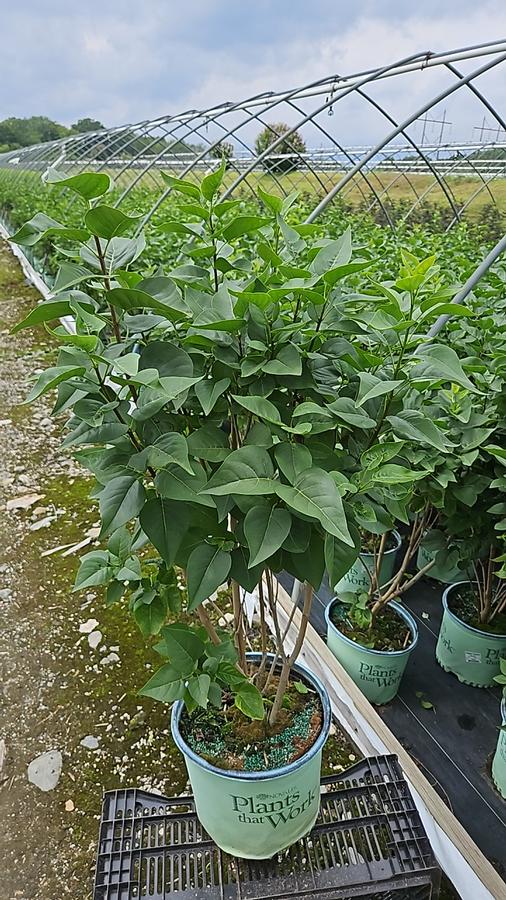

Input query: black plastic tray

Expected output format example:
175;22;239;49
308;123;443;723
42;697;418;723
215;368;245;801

297;571;506;875
94;754;441;899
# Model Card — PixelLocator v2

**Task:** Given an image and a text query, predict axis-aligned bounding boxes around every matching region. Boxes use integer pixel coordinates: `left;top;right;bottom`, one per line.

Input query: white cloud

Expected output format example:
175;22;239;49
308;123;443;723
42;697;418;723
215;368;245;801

0;0;505;148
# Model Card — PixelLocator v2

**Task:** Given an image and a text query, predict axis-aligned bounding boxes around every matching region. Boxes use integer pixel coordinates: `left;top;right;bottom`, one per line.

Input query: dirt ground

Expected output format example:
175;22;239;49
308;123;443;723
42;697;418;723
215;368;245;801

0;239;357;900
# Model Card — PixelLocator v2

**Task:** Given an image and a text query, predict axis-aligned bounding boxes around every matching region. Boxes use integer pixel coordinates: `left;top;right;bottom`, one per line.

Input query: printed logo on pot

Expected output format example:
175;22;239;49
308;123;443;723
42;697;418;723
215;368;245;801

230;785;318;827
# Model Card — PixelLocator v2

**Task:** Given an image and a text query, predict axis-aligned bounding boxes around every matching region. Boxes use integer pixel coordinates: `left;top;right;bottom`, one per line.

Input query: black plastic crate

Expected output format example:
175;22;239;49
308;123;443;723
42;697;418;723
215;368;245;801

94;754;441;899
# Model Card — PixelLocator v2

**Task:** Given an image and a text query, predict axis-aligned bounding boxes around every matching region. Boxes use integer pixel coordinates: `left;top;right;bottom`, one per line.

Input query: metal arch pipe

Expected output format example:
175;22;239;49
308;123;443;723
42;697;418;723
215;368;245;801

353;86;461;222
400;151;472;223
220;51;429;201
136;74;356;221
136;67;363;230
111;115;212;202
445;168;503;229
364;152;422;216
425;231;506;337
305;50;506;223
115;105;272;210
440;147;497;228
119;116;263;206
281;97;394;223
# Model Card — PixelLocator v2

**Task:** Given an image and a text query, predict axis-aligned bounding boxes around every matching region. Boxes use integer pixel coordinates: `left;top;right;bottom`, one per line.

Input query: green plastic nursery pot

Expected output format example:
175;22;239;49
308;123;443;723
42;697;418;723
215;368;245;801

435;583;506;687
492;699;506;800
416;539;462;584
334;530;401;595
170;653;331;859
325;599;418;704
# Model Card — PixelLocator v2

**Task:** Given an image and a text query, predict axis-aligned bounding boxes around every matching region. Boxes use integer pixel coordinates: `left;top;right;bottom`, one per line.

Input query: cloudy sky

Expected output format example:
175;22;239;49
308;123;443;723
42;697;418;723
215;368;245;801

2;1;506;144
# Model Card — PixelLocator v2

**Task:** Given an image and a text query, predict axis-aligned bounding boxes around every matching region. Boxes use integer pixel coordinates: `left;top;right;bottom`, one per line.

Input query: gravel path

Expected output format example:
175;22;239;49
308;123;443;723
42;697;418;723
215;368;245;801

0;240;188;900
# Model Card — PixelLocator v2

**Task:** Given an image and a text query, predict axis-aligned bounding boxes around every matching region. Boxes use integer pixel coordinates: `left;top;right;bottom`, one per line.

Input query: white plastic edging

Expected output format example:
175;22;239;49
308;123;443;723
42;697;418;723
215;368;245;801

0;222;75;333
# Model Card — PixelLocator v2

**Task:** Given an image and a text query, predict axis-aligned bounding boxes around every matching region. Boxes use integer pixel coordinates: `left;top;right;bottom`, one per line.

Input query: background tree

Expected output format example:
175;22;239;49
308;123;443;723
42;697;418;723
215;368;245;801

0;116;69;151
70;118;105;133
254;122;307;173
210;140;234;169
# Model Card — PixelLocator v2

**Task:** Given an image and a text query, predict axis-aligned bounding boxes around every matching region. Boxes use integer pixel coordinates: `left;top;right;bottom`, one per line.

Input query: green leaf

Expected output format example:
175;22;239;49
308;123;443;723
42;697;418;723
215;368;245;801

134;594;167;637
202;446;276;496
11;298;91;333
324;260;372;286
46;326;97;352
231;394;280;423
288;530;326;589
195;377;230;415
326;397;376;429
85;205;142;240
73;550;113;591
142;433;193;474
263;343;302;376
257;185;283;213
62;422;129;447
161;172;201;200
139;339;193;378
221;216;270;241
374;464;427;484
275;468;353;545
187;425;230;462
139;664;185;703
229;545;265;592
106;287;187;320
82;234;145;274
485;445;506;466
186;544;232;611
386;411;453;452
412;345;479;393
200;158;226;201
116;556;142;581
44;169;111;199
274;443;312;483
325;528;361;589
187;674;211;708
99;476;146;535
310;227;352;276
157;623;206;675
140;498;189;565
156;461;216;507
53;262;93;292
10;213;89;246
244;505;292;567
294;680;309;694
281;516;312;554
25;365;85;403
235;682;265;720
357;378;403;406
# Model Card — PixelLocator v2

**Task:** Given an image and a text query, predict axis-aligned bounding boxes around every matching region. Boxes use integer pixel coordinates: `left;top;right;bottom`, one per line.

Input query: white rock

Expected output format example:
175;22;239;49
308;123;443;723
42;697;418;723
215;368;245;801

6;493;44;511
100;652;120;666
0;589;12;601
27;750;62;791
65;799;75;811
29;516;53;531
88;630;102;649
80;735;100;750
79;619;99;634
